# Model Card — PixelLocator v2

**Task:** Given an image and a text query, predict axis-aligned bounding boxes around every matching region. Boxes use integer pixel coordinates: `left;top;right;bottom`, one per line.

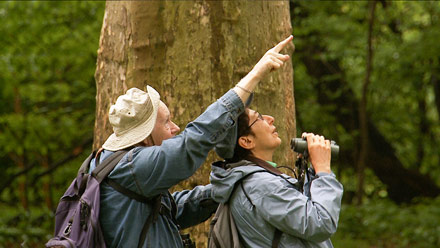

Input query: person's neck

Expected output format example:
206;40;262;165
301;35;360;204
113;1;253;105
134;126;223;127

251;149;275;162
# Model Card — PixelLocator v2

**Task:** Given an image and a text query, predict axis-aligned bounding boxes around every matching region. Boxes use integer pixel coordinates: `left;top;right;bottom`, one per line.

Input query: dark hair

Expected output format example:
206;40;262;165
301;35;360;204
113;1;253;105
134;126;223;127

226;109;254;163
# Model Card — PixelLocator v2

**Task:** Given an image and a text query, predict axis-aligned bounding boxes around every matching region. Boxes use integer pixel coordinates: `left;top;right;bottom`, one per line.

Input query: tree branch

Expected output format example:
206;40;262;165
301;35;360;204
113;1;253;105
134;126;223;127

0;137;93;195
31;137;93;184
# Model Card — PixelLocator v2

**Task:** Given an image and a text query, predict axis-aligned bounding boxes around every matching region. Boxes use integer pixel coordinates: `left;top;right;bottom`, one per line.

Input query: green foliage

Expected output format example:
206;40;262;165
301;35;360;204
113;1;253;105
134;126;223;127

0;0;439;246
0;1;104;246
292;1;440;185
0;206;54;248
333;197;440;248
293;1;440;246
0;154;86;247
0;1;102;157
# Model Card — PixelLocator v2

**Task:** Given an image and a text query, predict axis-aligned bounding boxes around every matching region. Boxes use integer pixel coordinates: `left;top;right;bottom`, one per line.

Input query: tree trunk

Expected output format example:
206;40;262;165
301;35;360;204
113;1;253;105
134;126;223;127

357;0;376;205
416;82;428;167
94;1;294;245
432;73;440;122
13;87;28;209
42;155;53;209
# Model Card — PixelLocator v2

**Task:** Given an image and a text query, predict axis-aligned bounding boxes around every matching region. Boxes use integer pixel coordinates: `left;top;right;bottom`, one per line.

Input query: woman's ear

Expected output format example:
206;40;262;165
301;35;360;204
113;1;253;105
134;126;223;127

238;135;255;150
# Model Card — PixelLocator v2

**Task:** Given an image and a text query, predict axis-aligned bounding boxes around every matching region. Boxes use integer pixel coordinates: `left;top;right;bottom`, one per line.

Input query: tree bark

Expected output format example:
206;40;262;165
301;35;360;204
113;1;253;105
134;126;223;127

94;1;294;245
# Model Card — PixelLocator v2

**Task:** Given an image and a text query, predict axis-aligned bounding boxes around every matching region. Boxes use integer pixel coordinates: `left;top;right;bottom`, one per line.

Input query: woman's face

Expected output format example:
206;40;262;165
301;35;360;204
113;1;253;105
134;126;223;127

246;109;282;152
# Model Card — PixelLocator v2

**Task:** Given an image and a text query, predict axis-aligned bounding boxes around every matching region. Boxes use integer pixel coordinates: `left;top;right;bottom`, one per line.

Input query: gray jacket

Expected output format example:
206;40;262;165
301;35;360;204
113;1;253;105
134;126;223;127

210;160;343;248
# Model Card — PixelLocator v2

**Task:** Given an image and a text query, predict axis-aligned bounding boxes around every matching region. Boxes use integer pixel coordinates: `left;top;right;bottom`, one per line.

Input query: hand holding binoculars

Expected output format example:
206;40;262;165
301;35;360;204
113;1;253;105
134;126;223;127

290;138;339;159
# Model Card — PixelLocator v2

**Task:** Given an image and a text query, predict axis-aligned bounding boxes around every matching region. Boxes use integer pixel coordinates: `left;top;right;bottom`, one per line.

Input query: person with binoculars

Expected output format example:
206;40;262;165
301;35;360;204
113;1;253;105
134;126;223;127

210;47;344;247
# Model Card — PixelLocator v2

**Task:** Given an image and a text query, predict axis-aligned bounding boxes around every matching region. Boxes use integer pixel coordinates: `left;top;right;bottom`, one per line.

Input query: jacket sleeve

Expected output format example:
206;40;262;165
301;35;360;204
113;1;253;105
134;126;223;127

303;167;317;198
172;184;219;229
251;173;343;242
108;90;244;198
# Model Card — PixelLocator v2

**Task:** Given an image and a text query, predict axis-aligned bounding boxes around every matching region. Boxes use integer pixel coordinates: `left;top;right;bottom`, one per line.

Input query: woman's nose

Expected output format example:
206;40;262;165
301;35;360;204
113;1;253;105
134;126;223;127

263;115;274;125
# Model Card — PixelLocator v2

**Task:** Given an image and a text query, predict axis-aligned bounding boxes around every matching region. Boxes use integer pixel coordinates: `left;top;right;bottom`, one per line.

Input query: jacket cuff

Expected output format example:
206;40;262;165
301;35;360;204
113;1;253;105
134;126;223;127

218;89;246;117
316;171;337;178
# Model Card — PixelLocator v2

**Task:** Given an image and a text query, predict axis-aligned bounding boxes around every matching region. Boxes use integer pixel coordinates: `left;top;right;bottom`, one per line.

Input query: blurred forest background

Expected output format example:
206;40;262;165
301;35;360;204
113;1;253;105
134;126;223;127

0;1;439;247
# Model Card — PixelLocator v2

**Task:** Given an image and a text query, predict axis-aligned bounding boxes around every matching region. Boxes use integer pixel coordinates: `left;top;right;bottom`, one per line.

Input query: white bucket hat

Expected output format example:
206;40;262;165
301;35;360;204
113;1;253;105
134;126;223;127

102;86;160;151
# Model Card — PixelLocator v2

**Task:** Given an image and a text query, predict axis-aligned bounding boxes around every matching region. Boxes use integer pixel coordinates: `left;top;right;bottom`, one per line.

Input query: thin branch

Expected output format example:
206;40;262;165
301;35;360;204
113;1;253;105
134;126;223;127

31;137;93;184
0;137;93;195
0;164;36;195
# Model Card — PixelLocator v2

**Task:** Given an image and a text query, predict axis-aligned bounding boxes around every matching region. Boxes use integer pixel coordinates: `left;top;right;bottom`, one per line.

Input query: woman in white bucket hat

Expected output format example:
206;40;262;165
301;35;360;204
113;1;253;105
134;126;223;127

87;36;293;248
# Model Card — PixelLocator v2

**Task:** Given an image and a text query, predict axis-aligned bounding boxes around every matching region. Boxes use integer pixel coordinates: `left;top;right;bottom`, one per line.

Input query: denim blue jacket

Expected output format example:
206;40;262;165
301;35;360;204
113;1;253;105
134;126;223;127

89;90;244;247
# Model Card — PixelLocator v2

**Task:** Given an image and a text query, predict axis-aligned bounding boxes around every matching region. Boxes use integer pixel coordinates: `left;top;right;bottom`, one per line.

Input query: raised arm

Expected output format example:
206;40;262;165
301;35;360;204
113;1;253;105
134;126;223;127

234;35;293;103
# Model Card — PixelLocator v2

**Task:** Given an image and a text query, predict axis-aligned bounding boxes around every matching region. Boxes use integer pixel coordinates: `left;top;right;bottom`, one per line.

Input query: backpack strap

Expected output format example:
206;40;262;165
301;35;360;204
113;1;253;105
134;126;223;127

137;194;162;248
78;151;98;196
167;191;179;225
247;156;298;188
90;149;165;248
77;151;97;174
230;161;286;248
272;229;282;248
230;170;266;206
105;178;157;204
91;150;128;183
137;191;180;248
105;178;164;248
246;156;283;175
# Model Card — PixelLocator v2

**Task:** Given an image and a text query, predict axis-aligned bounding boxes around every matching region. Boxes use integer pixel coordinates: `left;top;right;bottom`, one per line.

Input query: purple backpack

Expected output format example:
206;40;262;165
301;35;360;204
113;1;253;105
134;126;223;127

46;150;161;248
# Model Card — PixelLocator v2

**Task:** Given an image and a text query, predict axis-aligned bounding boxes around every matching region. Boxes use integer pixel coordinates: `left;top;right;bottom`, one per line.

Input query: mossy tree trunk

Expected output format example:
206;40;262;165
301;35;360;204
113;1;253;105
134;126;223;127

94;1;294;245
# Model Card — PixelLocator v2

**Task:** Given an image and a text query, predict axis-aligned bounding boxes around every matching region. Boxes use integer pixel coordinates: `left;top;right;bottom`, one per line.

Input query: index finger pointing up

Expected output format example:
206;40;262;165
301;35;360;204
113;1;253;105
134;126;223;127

273;35;293;53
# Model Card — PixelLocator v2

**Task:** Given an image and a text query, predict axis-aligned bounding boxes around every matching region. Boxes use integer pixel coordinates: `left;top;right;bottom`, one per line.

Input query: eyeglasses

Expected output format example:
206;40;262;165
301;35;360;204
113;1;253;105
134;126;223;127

249;112;264;128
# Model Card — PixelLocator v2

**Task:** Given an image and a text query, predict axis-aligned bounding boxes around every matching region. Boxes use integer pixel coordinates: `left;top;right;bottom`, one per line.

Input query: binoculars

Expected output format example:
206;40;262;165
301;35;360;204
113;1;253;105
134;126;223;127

290;138;339;158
